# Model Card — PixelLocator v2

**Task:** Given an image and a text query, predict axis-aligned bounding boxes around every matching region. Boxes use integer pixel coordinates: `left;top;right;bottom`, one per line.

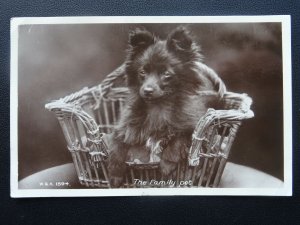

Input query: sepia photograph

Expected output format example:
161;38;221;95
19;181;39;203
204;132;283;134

10;16;292;197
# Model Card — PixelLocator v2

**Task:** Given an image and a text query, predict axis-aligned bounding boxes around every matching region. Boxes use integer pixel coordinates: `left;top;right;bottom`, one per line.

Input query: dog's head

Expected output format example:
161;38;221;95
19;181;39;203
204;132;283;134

125;26;203;102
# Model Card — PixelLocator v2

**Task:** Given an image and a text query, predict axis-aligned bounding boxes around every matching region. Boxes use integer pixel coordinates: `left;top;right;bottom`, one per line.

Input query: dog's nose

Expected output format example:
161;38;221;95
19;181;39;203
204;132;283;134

144;87;154;96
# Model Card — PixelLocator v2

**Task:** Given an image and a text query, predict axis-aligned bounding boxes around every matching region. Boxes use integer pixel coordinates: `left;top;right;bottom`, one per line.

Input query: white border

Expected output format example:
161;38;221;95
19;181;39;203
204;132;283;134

10;16;292;197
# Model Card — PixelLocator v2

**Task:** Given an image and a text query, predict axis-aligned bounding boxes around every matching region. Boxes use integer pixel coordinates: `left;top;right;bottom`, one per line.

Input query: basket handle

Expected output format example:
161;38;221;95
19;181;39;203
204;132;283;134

195;62;227;98
100;63;127;97
100;62;226;98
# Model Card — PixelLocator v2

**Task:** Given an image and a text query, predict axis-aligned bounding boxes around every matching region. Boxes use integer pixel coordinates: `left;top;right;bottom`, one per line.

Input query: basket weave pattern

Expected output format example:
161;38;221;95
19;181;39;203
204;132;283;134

45;64;254;188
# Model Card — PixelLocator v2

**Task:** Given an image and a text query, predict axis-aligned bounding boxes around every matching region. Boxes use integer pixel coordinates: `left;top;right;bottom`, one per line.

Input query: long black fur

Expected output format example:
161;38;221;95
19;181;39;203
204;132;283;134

107;26;224;187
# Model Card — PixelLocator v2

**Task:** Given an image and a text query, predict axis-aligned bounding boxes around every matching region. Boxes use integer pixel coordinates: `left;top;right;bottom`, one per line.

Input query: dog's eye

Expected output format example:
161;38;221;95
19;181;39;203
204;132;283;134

139;69;146;77
163;71;172;80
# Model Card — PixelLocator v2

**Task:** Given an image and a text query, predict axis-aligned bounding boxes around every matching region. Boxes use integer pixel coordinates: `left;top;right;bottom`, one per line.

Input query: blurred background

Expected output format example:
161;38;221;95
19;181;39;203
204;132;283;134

18;23;283;181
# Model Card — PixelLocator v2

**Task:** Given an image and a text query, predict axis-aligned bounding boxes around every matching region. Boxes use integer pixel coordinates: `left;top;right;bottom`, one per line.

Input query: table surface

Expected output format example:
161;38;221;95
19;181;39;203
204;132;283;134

18;162;283;189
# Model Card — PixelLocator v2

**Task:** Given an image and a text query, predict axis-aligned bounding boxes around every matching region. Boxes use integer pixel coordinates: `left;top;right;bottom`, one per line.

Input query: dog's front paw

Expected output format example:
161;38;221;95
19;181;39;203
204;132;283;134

109;176;124;188
107;163;126;188
107;147;127;188
160;159;177;178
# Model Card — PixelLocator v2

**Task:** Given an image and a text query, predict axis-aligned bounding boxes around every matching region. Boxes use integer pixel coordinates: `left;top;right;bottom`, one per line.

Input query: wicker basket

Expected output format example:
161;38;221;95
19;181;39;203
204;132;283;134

45;64;254;188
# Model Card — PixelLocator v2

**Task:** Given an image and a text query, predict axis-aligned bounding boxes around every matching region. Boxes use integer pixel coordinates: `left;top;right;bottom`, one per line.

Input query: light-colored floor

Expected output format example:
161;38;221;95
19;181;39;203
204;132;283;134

18;162;283;189
219;163;283;188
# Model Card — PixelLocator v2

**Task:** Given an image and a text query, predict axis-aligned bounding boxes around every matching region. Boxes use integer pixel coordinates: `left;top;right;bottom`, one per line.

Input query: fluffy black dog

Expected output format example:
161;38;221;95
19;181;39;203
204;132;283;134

107;26;225;187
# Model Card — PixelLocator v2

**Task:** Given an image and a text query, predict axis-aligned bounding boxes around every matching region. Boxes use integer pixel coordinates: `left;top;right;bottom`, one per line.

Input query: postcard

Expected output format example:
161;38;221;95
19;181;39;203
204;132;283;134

10;16;292;197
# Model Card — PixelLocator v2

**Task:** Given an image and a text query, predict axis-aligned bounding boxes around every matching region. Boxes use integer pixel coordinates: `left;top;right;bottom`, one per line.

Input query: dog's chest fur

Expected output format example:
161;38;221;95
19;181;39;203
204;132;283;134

144;103;173;131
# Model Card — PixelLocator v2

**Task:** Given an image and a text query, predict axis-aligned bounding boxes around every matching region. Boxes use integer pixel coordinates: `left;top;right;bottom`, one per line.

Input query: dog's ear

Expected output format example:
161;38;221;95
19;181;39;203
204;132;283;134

128;28;155;51
167;26;194;53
